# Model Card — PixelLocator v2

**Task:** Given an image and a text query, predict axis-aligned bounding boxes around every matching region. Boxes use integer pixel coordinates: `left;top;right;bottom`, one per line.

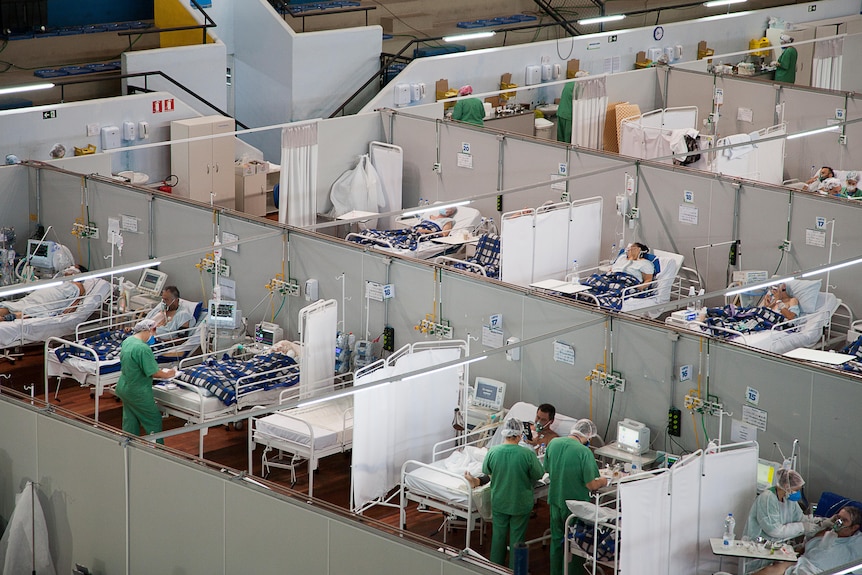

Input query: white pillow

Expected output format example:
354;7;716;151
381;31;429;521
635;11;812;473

785;279;821;315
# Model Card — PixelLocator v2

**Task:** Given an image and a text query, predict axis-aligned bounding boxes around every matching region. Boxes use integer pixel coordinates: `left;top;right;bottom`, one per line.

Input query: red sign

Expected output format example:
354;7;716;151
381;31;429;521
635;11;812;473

152;98;175;114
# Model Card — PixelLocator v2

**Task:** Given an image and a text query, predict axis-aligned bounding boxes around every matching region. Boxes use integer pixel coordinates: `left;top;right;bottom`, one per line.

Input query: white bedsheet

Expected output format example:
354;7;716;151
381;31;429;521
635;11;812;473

255;397;353;450
0;279;110;348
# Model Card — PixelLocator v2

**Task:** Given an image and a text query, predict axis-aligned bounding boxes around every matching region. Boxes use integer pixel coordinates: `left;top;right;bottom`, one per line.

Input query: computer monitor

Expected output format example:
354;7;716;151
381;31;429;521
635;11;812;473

617;418;650;454
137;269;167;297
207;300;240;329
26;239;56;270
254;322;284;346
468;377;506;411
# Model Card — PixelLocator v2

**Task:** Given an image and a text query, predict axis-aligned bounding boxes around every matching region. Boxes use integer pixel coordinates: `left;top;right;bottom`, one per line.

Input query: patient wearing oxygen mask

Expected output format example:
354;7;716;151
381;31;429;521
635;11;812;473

0;265;87;321
145;286;193;340
753;505;862;575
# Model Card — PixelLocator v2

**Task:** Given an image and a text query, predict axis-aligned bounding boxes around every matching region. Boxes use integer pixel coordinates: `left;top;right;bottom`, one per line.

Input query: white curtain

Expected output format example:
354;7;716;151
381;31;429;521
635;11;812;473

0;482;56;575
299;299;337;398
570;76;608;149
279;121;319;227
500;211;535;286
620;471;671;575
351;348;461;510
812;37;843;91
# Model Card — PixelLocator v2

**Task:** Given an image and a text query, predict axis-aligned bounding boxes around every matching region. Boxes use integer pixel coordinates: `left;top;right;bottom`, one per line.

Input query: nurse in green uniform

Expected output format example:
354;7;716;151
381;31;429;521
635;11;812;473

115;319;177;443
481;418;545;567
451;85;486;127
556;81;574;143
772;35;798;83
544;418;609;575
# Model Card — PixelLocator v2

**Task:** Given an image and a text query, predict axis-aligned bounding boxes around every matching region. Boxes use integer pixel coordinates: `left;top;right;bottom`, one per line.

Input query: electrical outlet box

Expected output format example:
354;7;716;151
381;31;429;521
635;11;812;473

780;240;792;252
383;326;395;352
496;195;503;212
432;162;442;173
668;407;682;437
86;123;99;137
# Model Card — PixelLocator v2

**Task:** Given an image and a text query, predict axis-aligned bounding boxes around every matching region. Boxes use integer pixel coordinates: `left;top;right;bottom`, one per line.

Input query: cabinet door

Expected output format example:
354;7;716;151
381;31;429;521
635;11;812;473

210;118;236;208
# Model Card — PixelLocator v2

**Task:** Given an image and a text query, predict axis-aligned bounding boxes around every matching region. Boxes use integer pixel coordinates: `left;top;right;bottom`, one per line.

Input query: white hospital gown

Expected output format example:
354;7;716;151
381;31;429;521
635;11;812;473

610;254;655;282
4;282;81;317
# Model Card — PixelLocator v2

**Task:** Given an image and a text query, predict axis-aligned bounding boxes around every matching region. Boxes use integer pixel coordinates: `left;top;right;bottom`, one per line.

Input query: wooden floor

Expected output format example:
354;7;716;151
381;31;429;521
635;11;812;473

0;346;557;574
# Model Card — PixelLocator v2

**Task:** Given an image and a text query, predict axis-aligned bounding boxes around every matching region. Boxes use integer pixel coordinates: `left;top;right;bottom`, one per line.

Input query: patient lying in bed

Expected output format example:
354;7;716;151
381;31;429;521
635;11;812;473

573;243;657;310
0;280;86;321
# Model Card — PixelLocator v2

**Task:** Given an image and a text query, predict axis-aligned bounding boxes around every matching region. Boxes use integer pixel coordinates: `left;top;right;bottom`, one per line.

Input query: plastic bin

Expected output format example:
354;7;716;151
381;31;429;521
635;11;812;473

534;117;554;139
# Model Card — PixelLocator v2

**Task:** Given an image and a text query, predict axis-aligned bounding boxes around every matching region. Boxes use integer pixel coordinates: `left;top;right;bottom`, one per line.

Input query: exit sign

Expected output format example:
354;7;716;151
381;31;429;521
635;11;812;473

152;98;175;114
42;110;56;119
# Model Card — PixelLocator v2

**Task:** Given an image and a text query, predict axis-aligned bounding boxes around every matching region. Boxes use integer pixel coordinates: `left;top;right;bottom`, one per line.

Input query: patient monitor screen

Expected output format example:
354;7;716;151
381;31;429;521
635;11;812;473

27;240;55;269
138;269;167;295
470;377;505;411
208;300;239;329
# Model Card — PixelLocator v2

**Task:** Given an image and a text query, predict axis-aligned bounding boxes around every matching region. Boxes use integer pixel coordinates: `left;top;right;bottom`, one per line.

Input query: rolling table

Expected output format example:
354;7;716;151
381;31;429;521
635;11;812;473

530;279;591;295
710;537;797;574
594;441;659;469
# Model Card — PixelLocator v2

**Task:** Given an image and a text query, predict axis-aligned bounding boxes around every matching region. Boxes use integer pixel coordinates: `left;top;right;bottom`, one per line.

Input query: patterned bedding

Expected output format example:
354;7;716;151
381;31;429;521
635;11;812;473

52;329;195;375
347;220;442;251
701;305;789;338
840;336;862;373
574;272;651;310
174;352;299;405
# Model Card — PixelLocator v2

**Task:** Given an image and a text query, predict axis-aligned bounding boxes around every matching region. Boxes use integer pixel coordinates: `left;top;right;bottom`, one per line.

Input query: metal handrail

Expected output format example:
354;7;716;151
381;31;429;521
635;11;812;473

50;70;248;129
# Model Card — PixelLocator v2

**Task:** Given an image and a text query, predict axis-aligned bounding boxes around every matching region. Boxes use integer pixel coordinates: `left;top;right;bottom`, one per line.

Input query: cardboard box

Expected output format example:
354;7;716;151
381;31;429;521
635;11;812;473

566;59;580;78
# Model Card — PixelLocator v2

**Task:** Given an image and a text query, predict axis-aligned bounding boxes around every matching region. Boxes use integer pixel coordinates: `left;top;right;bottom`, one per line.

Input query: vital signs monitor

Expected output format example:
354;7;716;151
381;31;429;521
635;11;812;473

617;418;650;454
207;300;240;329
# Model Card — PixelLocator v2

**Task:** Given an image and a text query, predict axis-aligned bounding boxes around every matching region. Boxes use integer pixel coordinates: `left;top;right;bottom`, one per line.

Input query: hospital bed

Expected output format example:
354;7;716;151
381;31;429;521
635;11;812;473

44;299;206;421
399;401;577;550
544;249;687;316
250;377;354;494
154;344;302;456
434;233;501;278
0;278;111;351
345;206;483;259
686;283;842;354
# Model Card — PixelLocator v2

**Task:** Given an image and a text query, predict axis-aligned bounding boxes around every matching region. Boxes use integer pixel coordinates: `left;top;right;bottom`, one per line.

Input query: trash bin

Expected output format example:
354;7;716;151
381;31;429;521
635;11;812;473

534;117;554;139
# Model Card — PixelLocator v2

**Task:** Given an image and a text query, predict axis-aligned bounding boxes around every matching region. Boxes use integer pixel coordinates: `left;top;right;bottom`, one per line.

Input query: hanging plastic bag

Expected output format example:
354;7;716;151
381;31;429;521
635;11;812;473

327;155;385;221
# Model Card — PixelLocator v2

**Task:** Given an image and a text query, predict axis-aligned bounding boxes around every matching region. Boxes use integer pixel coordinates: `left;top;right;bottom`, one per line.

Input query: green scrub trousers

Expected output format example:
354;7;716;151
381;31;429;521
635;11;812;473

115;335;164;443
544;437;600;575
483;443;544;568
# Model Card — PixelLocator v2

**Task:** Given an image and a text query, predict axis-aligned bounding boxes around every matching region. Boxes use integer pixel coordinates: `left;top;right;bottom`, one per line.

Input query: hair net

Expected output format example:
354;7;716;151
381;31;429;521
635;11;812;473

132;319;157;334
846;171;859;183
780;34;793;44
822;177;842;190
570;418;598;438
501;418;523;438
458;85;473;96
776;468;804;492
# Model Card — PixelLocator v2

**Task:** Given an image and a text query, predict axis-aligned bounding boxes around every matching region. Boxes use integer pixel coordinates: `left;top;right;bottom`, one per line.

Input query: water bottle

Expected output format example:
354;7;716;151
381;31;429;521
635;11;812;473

723;513;736;546
609;243;617;262
570;259;580;284
418;197;424;207
687;286;697;312
539;443;546;457
696;288;704;310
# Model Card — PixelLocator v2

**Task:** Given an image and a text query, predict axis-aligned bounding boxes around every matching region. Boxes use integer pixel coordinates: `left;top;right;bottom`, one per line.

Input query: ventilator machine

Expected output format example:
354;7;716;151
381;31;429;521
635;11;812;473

128;268;168;310
465;377;507;428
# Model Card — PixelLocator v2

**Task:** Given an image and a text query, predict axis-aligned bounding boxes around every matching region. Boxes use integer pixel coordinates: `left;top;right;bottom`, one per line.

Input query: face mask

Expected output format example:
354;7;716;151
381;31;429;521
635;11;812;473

585;440;591;447
147;335;157;346
535;421;545;433
847;185;857;192
819;175;826;182
832;518;845;532
787;491;802;502
438;210;448;216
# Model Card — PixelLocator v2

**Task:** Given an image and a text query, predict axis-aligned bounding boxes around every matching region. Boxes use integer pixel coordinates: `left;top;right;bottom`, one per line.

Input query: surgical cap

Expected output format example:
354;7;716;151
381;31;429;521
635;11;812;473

846;171;859;183
822;177;842;190
132;319;157;334
776;468;804;492
458;85;473;97
780;34;793;44
570;418;598;439
501;418;523;438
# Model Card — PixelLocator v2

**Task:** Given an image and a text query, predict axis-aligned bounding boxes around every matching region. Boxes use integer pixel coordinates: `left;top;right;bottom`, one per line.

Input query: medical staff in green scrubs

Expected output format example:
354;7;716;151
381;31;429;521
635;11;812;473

451;85;486;127
544;419;609;575
773;35;798;84
556;81;574;143
115;318;176;443
482;418;545;567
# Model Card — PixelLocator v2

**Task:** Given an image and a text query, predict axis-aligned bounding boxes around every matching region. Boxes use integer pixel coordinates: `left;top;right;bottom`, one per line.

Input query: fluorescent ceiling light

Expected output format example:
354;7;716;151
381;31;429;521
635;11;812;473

402;200;471;218
801;257;862;278
0;83;54;96
726;276;795;297
703;0;746;7
698;10;752;21
443;31;496;43
786;125;842;140
0;281;62;298
75;260;162;282
577;14;626;25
